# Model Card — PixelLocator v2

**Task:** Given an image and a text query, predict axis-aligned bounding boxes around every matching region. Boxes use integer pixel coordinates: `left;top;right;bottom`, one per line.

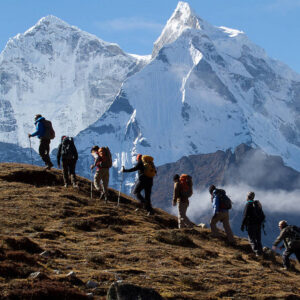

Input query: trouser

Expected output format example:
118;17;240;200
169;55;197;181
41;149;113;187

282;245;300;268
62;159;77;185
178;201;193;228
94;168;109;197
39;138;52;166
210;211;235;243
133;179;153;212
247;224;263;255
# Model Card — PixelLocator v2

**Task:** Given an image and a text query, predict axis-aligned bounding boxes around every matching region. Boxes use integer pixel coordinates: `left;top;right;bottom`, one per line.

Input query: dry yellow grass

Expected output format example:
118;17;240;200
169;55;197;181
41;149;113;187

0;163;300;299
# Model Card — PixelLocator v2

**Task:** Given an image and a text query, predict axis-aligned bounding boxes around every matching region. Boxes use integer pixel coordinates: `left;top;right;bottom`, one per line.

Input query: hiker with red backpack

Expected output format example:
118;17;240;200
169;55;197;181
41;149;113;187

28;114;54;170
241;192;265;256
90;146;112;202
122;154;156;216
172;174;194;229
57;136;78;188
272;220;300;270
209;185;235;244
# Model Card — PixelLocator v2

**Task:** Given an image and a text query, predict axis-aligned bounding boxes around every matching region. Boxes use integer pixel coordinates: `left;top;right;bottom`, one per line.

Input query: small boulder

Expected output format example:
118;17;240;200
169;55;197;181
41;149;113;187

107;282;163;300
86;280;99;289
198;223;207;229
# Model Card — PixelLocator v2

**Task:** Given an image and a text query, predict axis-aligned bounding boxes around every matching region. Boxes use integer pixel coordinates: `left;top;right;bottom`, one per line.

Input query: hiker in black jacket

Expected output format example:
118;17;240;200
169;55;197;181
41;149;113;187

241;192;265;256
272;220;300;270
57;136;78;188
122;154;155;215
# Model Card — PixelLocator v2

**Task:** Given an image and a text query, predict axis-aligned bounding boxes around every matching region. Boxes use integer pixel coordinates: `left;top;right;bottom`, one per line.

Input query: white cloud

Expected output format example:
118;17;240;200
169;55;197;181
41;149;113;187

95;17;163;32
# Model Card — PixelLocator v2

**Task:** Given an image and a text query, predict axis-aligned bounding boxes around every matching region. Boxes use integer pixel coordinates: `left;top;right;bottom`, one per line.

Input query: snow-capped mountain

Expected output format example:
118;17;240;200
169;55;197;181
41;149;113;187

75;1;300;185
0;15;145;151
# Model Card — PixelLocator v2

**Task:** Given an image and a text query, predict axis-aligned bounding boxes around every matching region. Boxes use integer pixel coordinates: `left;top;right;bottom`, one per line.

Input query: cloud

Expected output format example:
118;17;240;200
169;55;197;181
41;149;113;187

95;17;163;32
265;0;300;13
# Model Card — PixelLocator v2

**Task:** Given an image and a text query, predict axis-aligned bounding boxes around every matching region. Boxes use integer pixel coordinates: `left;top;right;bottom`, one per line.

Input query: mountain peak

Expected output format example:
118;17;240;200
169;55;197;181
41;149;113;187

152;1;202;57
37;15;69;27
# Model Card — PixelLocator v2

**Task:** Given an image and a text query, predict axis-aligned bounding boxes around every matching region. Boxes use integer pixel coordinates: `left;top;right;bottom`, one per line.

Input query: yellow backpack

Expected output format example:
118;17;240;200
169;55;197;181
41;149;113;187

141;155;156;178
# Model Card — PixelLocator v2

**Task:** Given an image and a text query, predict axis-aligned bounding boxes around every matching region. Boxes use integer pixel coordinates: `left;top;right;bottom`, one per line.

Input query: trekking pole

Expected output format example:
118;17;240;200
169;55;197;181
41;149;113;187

28;137;34;165
90;169;93;201
117;167;124;207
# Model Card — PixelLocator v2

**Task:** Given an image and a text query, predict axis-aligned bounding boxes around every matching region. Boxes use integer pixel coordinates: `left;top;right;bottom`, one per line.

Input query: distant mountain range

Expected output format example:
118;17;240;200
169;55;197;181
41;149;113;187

1;1;300;197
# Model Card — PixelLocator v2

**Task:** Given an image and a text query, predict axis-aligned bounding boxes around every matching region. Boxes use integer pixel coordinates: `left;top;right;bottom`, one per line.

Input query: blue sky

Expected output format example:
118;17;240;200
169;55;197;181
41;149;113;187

1;0;300;72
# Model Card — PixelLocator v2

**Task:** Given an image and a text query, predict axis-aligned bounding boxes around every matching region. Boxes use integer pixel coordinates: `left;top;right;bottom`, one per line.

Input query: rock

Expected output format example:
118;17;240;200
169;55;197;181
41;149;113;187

65;271;84;286
86;280;99;289
28;271;48;280
40;250;51;258
66;271;76;278
198;223;207;229
107;282;163;300
53;269;61;275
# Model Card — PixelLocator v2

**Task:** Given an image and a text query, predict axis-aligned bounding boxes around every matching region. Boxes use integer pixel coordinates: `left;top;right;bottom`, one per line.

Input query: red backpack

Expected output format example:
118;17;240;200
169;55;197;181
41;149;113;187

98;147;112;168
179;174;193;198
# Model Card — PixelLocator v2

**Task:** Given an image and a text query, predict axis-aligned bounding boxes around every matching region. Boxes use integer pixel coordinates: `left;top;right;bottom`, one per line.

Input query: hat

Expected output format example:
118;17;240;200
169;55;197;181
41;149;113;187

278;220;288;228
136;154;142;161
35;114;42;121
247;192;255;200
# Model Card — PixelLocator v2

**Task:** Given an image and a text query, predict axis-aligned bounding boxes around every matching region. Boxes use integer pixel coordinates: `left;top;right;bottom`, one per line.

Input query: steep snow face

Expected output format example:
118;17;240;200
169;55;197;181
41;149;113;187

75;1;300;183
0;15;140;150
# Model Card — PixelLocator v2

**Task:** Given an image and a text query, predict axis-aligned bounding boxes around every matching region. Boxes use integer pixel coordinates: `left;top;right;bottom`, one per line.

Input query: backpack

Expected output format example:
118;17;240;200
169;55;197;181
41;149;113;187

98;147;112;168
61;137;77;160
179;174;193;198
141;155;156;178
42;119;55;140
216;189;232;210
251;200;265;224
290;226;300;241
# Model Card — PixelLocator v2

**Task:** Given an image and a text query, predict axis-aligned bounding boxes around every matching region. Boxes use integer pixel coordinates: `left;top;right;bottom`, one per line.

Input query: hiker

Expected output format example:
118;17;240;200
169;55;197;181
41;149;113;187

209;185;235;244
90;145;111;201
28;114;54;170
272;220;300;270
241;192;265;256
172;174;194;228
57;136;78;188
122;154;156;215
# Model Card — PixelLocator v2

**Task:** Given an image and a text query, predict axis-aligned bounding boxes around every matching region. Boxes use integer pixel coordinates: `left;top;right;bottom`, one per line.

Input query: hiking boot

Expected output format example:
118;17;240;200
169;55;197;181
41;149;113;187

147;209;154;216
281;266;289;271
64;183;68;188
72;182;78;188
45;163;53;170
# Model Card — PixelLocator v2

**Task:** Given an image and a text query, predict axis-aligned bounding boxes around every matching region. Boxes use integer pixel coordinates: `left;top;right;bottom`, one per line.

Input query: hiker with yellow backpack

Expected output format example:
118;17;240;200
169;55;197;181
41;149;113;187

122;154;156;215
172;174;194;228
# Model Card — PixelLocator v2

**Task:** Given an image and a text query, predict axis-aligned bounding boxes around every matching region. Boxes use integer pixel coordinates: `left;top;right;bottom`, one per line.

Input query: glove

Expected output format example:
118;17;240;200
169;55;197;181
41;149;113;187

240;225;245;232
121;166;126;172
28;133;32;138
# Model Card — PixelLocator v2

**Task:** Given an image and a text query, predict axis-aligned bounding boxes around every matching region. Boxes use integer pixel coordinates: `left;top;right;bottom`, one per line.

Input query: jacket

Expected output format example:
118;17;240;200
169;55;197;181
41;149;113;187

173;181;189;205
92;153;105;171
273;225;300;249
31;117;45;139
212;190;228;215
123;160;153;183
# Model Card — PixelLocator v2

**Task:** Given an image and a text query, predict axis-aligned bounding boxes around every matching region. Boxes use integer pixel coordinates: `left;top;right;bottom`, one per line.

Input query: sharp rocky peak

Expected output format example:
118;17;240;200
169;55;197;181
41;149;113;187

152;1;204;58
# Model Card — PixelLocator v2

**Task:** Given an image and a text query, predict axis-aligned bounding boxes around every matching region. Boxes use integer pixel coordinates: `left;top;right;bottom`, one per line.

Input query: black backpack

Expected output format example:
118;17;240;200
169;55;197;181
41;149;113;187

290;226;300;241
251;200;265;224
61;137;77;160
217;189;232;210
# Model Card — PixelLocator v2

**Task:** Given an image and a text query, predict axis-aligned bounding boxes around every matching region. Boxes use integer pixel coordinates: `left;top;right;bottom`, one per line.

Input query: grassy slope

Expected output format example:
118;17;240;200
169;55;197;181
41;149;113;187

0;163;299;300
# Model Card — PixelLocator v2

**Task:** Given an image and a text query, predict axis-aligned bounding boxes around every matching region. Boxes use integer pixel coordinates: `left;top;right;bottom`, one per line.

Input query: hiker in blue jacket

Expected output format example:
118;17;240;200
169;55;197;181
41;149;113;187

209;185;235;244
28;114;53;169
